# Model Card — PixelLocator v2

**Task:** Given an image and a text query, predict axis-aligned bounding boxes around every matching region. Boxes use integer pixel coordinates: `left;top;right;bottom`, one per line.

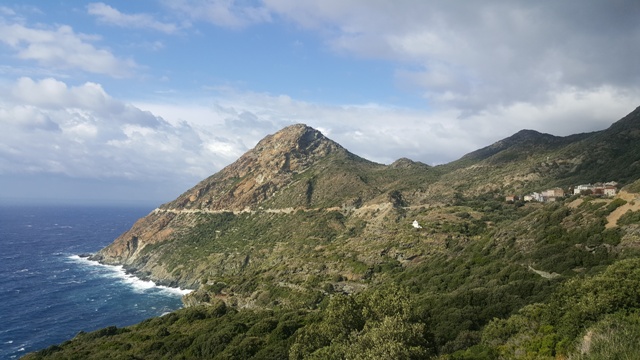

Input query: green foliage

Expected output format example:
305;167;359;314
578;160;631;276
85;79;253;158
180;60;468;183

605;198;627;214
25;306;305;360
479;258;640;358
623;178;640;193
26;173;640;359
617;209;640;226
289;284;433;360
570;312;640;360
389;190;407;208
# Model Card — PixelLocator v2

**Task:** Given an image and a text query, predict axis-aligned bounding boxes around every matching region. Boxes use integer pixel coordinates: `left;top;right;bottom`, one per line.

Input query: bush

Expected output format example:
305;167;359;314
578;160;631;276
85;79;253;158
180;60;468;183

617;210;640;226
605;198;627;214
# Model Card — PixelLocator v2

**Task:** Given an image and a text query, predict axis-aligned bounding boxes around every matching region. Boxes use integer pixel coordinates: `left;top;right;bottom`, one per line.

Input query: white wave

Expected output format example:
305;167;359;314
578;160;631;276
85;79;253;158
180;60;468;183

67;255;192;296
156;284;193;296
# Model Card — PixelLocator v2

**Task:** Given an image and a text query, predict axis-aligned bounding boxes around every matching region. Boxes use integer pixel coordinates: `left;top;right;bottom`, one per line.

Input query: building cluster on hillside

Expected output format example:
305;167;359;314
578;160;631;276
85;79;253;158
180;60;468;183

572;182;618;197
505;181;618;203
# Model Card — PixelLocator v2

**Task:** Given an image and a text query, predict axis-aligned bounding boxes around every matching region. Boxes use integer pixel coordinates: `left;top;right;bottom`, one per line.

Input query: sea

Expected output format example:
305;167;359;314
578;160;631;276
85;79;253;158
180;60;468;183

0;205;191;359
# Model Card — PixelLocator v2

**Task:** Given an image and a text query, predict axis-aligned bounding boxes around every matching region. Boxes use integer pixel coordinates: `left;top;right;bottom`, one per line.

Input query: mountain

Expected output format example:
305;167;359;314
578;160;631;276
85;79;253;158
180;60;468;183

90;124;436;292
30;106;640;359
90;108;640;293
558;105;640;185
428;106;640;198
162;124;377;212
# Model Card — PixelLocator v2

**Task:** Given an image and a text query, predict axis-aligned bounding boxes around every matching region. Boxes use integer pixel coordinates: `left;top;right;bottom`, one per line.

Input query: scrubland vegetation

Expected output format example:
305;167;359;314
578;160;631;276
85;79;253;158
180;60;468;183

25;192;640;359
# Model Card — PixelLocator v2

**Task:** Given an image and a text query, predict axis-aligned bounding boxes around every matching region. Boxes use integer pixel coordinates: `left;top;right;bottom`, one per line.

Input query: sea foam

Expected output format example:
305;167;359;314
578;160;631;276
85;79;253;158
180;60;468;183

67;255;192;296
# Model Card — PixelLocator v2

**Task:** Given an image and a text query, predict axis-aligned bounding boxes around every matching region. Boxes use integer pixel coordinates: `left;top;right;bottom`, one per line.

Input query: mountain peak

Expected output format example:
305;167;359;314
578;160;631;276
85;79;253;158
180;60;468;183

251;124;342;165
243;124;344;176
510;129;543;138
389;157;430;169
458;129;567;164
162;124;348;211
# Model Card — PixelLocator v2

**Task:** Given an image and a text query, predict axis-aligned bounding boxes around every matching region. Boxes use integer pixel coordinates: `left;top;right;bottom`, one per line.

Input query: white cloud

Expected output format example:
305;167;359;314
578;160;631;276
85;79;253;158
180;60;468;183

263;1;640;114
87;2;180;34
136;86;639;169
12;77;107;108
1;77;637;204
0;105;60;132
0;22;136;77
0;6;16;16
0;77;227;185
1;2;639;204
162;0;271;29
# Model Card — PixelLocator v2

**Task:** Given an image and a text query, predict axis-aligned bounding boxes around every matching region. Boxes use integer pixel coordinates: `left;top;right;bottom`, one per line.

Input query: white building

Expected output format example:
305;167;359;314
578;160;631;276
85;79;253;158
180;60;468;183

604;186;617;197
574;184;595;195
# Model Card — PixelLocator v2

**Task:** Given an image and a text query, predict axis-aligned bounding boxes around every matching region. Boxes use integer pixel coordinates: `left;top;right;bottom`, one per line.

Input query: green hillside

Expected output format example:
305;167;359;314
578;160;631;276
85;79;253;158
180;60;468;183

24;107;640;359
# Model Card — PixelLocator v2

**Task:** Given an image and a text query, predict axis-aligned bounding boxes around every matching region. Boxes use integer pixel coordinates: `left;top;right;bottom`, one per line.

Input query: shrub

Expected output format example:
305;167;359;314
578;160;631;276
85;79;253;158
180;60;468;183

617;210;640;226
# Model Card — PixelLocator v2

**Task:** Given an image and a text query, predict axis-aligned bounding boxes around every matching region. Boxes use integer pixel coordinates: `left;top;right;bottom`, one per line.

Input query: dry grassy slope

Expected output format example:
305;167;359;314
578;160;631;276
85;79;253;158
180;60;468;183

606;191;640;229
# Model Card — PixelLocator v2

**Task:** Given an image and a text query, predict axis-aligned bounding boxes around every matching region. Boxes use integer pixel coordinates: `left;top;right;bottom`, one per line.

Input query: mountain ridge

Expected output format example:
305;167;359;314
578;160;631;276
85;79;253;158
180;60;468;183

31;105;640;359
92;106;640;290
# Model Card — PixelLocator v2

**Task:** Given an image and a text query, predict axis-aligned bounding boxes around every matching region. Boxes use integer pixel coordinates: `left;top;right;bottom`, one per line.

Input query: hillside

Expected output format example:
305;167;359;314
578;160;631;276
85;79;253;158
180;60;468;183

428;106;640;199
90;124;438;292
27;107;640;359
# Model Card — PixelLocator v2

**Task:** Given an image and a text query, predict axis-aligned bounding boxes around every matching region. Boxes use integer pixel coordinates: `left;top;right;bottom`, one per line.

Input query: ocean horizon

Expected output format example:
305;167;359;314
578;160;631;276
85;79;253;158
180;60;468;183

0;205;190;359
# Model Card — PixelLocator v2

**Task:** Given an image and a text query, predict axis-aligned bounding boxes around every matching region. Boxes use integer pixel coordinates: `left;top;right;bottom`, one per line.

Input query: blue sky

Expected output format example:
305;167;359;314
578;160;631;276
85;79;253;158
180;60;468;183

0;1;639;205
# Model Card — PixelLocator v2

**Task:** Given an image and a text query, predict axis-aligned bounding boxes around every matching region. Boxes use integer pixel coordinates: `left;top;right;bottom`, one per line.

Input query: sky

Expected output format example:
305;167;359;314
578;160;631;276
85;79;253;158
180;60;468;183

0;1;639;205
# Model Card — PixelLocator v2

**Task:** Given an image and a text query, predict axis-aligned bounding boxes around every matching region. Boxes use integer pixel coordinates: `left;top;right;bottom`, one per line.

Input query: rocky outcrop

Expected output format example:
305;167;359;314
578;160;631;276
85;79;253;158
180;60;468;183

162;124;350;212
90;211;177;265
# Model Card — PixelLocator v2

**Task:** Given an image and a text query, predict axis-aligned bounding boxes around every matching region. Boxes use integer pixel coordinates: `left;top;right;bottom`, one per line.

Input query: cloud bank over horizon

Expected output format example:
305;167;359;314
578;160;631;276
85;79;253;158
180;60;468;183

0;1;638;204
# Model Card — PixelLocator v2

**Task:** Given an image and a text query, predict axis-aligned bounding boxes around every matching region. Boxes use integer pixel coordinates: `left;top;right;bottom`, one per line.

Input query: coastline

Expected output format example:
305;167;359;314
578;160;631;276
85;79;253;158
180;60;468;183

73;254;193;297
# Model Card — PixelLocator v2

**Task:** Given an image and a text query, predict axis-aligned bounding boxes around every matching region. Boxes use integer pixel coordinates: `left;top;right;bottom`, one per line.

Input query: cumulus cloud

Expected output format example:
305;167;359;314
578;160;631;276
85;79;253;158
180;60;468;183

138;86;639;168
1;78;637;204
1;2;639;204
263;0;640;113
0;105;60;132
87;2;180;34
150;1;640;137
0;21;136;77
0;77;239;188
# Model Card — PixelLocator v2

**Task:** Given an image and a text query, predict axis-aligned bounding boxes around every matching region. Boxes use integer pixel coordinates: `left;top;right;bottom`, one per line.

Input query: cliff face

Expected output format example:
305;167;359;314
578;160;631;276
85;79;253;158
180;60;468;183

91;211;176;267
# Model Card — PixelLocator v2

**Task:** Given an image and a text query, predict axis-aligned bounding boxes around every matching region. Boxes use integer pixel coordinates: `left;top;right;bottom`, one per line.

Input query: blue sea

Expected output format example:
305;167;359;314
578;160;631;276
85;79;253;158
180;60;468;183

0;205;190;359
